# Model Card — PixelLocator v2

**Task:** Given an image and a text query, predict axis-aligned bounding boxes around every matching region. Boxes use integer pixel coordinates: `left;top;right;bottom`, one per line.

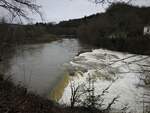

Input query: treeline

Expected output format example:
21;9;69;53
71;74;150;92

35;14;100;36
77;3;150;55
0;23;58;45
35;17;89;36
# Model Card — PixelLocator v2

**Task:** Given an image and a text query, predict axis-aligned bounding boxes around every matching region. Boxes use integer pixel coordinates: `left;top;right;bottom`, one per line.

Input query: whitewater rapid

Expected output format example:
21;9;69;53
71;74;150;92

59;49;150;113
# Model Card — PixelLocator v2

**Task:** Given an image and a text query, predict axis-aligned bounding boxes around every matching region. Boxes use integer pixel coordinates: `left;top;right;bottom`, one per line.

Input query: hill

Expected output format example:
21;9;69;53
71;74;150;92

72;3;150;55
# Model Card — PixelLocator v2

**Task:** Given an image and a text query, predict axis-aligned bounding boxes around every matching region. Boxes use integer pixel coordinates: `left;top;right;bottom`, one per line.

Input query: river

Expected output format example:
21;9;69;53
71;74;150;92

3;38;150;113
7;39;83;97
60;49;150;113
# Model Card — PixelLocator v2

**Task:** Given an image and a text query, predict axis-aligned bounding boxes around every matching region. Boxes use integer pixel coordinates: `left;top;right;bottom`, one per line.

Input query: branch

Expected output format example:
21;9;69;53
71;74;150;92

0;0;42;21
105;95;119;111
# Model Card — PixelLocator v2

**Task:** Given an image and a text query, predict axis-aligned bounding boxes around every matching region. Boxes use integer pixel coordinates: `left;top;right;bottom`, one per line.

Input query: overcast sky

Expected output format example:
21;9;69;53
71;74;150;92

33;0;106;23
33;0;150;23
0;0;150;23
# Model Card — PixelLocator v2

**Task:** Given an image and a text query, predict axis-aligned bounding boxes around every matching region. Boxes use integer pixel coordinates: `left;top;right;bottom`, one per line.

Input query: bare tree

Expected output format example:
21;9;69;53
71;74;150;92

70;82;87;108
70;74;119;112
0;0;42;20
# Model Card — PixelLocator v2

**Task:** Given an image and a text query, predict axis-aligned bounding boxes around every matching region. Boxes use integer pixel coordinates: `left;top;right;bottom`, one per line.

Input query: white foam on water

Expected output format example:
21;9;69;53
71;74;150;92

59;49;150;113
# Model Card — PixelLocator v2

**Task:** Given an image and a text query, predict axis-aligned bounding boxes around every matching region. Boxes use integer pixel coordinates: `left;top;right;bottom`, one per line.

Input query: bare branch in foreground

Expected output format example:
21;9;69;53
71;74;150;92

0;0;42;21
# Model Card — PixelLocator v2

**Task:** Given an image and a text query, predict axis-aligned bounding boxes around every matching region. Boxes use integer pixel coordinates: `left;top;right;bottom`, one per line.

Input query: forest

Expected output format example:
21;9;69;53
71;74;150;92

77;3;150;55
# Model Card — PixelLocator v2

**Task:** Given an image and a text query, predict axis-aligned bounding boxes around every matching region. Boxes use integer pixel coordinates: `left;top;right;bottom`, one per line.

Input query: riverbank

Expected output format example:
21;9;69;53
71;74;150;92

76;3;150;55
0;23;60;59
0;75;102;113
0;76;53;113
0;33;59;67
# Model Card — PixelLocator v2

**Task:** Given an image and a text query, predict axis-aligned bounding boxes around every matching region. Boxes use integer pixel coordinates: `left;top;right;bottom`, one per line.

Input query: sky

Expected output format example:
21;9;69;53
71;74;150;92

33;0;106;23
0;0;150;23
33;0;150;23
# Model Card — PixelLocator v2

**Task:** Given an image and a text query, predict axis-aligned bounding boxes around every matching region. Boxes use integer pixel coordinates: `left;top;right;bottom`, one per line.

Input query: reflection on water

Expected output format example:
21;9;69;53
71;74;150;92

8;39;82;97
